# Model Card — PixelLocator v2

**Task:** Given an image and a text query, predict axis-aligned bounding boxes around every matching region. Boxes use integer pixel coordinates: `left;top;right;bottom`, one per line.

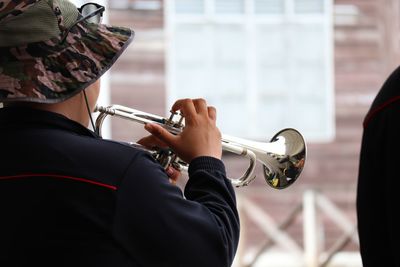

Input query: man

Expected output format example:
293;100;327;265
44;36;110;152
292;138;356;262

0;1;240;266
357;66;400;266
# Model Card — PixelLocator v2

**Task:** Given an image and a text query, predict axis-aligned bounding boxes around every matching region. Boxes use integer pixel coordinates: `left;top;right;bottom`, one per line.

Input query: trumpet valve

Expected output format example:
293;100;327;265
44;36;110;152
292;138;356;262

167;110;185;129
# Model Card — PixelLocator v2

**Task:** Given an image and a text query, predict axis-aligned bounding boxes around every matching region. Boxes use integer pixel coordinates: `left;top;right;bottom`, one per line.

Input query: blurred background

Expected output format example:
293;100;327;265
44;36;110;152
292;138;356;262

76;0;400;266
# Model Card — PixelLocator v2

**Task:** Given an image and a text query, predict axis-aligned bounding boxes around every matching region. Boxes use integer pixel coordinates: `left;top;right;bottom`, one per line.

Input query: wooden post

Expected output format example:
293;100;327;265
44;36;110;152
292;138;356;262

303;190;319;267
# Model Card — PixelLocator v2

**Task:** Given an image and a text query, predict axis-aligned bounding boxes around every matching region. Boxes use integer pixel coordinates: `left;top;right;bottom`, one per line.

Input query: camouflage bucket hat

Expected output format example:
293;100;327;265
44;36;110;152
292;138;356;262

0;0;134;103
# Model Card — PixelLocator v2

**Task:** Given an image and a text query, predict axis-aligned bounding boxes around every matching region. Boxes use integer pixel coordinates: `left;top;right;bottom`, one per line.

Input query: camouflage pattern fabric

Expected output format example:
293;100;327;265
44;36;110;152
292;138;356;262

0;0;41;23
0;0;134;103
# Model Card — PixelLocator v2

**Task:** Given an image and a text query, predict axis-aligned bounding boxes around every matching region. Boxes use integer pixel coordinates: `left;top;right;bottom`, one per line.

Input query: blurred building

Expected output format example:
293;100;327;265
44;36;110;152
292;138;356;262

104;0;400;266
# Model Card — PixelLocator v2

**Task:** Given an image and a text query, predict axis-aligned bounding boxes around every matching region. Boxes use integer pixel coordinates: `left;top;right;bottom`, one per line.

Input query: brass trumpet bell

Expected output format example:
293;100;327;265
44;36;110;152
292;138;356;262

263;129;306;189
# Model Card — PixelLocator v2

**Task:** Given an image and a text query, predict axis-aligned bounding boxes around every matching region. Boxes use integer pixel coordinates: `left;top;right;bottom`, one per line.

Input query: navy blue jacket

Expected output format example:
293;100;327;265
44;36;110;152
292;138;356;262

0;107;239;267
357;66;400;267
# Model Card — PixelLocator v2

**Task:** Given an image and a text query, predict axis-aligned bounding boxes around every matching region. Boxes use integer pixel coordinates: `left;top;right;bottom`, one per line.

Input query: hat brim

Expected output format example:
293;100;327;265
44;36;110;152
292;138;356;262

0;0;42;23
0;20;134;103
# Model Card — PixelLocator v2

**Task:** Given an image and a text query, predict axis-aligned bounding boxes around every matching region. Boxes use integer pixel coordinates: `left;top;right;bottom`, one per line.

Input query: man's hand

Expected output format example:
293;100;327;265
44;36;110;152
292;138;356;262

137;135;181;184
143;98;222;163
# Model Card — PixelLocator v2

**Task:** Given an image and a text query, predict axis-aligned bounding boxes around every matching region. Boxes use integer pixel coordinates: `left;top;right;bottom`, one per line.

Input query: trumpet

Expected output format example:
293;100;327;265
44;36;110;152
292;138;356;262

94;104;306;189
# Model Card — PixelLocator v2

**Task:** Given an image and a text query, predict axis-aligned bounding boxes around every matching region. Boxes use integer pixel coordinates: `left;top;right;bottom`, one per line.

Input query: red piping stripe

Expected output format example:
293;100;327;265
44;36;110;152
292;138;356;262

0;174;117;191
363;95;400;128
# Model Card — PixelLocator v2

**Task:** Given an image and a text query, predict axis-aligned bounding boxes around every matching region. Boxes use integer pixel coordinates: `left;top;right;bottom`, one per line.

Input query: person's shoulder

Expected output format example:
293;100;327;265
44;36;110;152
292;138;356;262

88;137;149;158
75;137;155;184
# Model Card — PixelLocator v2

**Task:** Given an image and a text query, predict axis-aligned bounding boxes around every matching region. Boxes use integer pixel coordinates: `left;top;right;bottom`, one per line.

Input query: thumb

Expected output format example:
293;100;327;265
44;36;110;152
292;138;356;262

144;123;176;147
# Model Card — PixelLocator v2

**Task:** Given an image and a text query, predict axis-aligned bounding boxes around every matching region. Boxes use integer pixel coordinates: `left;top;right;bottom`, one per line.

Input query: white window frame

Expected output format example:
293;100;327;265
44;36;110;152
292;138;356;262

165;0;334;142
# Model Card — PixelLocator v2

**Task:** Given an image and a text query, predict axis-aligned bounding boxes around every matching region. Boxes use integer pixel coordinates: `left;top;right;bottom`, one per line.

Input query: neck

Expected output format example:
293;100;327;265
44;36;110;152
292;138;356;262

6;93;90;127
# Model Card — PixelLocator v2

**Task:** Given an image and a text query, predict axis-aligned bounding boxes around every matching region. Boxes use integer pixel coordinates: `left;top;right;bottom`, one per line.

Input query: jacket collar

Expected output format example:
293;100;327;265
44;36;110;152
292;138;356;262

0;107;98;138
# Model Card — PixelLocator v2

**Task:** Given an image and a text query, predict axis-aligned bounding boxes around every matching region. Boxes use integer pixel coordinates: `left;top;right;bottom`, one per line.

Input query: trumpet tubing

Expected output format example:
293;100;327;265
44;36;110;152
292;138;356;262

94;104;306;189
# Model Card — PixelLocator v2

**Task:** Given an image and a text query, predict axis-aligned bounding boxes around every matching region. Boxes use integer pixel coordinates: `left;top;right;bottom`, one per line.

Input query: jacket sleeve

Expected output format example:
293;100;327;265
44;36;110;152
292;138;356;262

112;152;240;267
358;103;400;266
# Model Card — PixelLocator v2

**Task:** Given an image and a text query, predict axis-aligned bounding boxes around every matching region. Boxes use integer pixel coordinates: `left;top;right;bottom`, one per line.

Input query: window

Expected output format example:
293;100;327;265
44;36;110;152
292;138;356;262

165;0;334;141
